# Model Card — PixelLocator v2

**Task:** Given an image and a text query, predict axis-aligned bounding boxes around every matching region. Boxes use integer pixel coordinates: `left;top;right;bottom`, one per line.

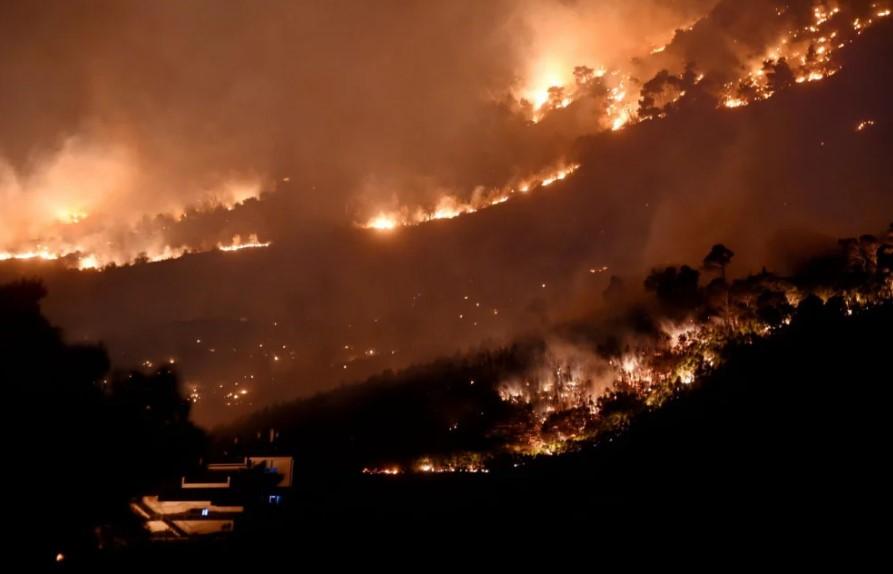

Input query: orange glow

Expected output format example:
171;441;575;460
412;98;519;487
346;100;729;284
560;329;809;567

717;2;885;111
56;208;89;224
360;163;580;231
0;249;60;262
217;234;271;252
1;135;264;270
77;254;101;270
366;214;400;231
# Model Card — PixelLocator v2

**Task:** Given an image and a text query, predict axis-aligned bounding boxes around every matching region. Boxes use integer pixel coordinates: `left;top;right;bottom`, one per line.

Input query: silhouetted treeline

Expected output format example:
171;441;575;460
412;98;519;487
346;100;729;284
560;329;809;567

2;280;205;567
218;342;542;475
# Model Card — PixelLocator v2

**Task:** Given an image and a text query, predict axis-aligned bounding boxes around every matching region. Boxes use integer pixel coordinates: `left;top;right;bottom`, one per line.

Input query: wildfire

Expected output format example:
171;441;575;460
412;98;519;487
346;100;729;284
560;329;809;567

359;2;893;234
217;234;271;252
492;222;893;457
353;223;893;470
1;232;270;271
366;214;399;231
0;249;61;263
57;208;89;224
361;163;580;231
78;255;100;270
363;455;489;476
362;466;401;476
540;165;577;187
0;139;266;273
718;1;888;110
0;247;103;271
611;109;632;131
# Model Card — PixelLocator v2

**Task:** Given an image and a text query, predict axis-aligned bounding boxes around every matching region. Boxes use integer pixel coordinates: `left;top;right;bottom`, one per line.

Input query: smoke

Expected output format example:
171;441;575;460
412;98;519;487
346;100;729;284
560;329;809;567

517;0;717;89
3;0;892;425
498;336;617;414
0;138;135;246
0;0;726;262
0;134;262;263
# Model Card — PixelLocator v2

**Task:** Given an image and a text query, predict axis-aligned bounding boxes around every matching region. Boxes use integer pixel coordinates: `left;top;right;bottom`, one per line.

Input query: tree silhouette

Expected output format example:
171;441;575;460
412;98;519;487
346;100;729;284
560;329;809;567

573;65;595;86
703;244;735;281
764;57;795;92
3;280;204;565
644;265;701;312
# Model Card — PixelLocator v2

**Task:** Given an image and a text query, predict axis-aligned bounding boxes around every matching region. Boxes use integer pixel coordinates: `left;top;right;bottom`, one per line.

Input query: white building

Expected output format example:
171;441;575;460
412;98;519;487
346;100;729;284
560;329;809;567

131;456;294;538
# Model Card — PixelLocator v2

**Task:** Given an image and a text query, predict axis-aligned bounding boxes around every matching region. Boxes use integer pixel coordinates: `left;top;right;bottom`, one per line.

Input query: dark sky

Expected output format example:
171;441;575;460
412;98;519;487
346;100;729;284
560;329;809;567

1;0;891;425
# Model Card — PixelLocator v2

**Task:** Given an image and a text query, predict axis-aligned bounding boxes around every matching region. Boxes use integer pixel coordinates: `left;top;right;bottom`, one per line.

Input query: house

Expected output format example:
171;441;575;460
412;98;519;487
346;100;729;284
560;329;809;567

131;456;293;538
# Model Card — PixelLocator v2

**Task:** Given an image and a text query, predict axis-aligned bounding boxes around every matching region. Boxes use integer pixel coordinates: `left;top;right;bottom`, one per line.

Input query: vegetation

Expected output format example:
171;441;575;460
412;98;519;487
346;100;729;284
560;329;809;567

222;223;893;476
2;280;204;566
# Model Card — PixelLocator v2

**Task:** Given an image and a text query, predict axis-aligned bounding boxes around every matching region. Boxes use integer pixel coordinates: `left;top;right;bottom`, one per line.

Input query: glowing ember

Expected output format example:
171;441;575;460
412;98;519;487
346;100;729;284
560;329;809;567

363;455;489;476
856;120;876;131
362;466;402;476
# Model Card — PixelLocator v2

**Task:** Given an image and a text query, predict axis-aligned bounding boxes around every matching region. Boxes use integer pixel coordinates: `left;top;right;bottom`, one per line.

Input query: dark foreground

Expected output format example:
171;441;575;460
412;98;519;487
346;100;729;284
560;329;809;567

83;301;892;568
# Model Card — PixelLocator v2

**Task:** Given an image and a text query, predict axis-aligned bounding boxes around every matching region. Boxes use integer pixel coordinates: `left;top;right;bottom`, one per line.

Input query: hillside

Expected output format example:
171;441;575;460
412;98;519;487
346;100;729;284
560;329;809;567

97;272;893;568
3;18;892;426
219;224;893;485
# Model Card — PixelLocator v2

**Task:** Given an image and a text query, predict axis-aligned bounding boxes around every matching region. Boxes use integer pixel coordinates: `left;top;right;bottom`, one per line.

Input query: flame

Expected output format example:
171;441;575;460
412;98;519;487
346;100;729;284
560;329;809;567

364;456;489;476
1;135;266;270
611;109;632;131
5;0;888;264
362;466;401;476
493;221;893;457
1;231;270;271
718;1;887;110
359;223;893;464
56;208;89;225
217;234;271;252
77;255;101;270
540;165;577;187
361;163;580;231
0;248;61;263
363;0;882;236
520;59;575;122
366;214;399;231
